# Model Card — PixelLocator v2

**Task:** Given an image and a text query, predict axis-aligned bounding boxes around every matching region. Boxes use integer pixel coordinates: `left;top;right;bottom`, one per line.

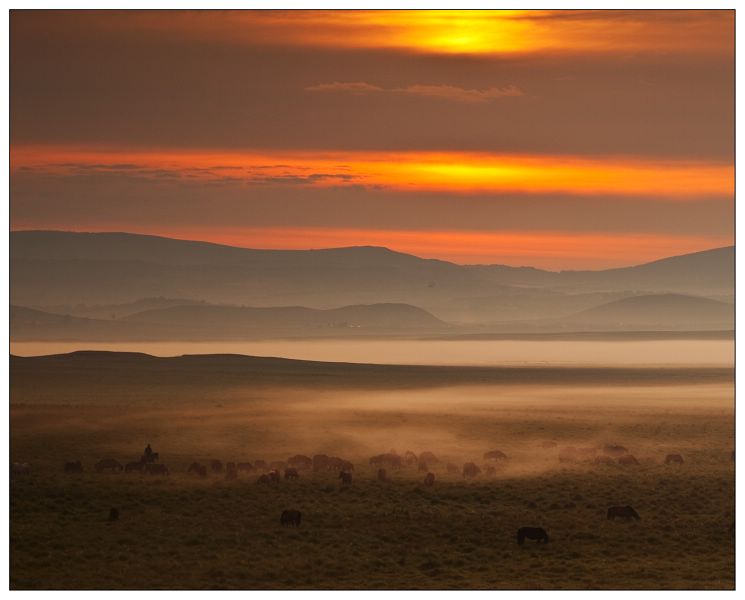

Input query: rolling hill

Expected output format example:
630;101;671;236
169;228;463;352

10;230;734;326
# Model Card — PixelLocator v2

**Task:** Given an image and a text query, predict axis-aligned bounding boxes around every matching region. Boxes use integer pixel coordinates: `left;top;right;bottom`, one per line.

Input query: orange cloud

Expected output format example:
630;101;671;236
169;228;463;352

11;145;733;199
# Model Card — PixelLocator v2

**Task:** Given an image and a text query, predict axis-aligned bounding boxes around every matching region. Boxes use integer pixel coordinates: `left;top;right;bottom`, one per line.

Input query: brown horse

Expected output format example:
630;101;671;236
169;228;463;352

144;463;169;476
280;510;302;527
607;505;640;520
187;462;207;478
284;467;300;480
124;461;144;473
339;471;353;485
287;455;313;470
665;454;684;465
462;462;481;478
483;450;508;461
517;527;549;545
95;459;123;473
64;461;83;473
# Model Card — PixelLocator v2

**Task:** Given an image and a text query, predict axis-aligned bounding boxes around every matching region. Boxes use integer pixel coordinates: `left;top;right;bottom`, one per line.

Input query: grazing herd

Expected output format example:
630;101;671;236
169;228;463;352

13;442;733;546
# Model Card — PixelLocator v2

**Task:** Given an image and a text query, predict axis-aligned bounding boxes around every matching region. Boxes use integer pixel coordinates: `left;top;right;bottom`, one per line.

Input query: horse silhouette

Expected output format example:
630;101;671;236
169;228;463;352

95;459;122;473
284;467;300;480
64;461;83;473
187;462;207;478
517;527;549;545
280;510;302;527
287;455;313;470
483;450;508;461
607;505;640;520
339;471;353;485
144;463;169;476
462;462;481;478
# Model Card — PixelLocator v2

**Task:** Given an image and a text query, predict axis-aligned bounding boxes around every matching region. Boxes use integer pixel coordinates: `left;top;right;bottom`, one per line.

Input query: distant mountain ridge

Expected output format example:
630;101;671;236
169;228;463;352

10;230;734;327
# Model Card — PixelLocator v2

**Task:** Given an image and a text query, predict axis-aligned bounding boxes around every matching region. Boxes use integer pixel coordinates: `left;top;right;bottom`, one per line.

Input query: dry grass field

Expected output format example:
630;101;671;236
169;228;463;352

9;353;735;590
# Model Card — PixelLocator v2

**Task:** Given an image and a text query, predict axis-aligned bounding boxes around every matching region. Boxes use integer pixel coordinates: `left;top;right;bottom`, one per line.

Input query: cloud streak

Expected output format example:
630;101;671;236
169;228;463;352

305;81;524;103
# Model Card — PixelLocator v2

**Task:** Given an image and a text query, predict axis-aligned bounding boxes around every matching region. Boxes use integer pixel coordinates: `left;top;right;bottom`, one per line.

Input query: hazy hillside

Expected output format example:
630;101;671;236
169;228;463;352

10;231;734;327
563;293;734;330
11;302;448;341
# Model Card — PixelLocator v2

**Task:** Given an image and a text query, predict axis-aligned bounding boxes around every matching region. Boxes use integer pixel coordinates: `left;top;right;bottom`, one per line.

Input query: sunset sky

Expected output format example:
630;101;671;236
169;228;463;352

10;10;734;268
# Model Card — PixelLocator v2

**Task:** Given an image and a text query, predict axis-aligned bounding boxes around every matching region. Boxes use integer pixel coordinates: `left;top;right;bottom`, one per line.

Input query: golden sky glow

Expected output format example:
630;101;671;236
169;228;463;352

11;146;733;199
86;10;732;56
9;10;734;268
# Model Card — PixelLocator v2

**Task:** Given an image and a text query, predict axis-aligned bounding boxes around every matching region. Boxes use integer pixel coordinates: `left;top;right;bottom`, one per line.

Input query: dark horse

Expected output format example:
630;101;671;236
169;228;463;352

517;527;549;545
280;510;302;527
607;505;640;520
64;461;83;473
665;454;684;465
339;471;353;485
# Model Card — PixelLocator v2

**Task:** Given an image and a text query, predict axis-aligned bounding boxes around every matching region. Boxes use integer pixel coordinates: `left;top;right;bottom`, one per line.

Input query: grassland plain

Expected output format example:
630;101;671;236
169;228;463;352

9;353;735;590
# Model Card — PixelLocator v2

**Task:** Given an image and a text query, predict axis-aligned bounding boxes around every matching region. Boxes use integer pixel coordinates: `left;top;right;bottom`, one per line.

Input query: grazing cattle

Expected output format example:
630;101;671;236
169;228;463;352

377;468;387;482
64;461;83;473
446;463;459;474
237;462;254;473
187;462;207;478
287;455;313;470
403;451;418;466
284;468;300;480
462;462;481;479
108;508;119;522
95;459;123;473
339;471;353;485
541;441;557;449
424;472;435;486
517;527;549;545
144;463;169;476
618;455;639;466
267;470;281;483
11;462;31;476
420;452;439;464
607;505;640;521
484;465;497;477
225;463;238;480
483;450;508;461
254;460;268;472
280;510;302;527
210;460;224;473
256;474;271;484
603;444;628;456
665;454;684;465
124;461;145;473
594;455;614;465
